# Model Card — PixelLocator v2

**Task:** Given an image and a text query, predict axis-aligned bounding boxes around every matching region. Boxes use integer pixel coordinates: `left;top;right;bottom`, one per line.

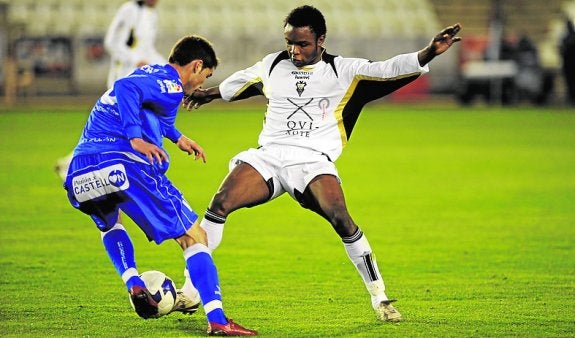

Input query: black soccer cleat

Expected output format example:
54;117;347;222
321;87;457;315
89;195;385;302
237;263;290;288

129;285;159;319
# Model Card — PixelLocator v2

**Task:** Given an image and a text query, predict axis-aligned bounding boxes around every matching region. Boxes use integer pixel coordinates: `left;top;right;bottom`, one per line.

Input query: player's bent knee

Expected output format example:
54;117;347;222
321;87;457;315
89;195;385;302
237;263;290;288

209;191;242;216
177;222;208;249
209;194;247;216
328;211;357;238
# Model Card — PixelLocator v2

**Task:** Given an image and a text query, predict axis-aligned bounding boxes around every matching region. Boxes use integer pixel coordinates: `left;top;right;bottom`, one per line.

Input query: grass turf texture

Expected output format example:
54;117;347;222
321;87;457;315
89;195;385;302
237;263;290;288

0;102;574;337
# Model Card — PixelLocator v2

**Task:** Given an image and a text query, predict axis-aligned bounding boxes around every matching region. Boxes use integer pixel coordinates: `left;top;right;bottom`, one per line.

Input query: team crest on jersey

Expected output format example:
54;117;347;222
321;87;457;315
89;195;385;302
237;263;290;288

295;81;307;97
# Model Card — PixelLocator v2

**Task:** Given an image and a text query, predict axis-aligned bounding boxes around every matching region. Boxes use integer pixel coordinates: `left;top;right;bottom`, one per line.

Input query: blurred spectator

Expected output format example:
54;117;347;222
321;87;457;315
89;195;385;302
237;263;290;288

104;0;166;88
514;34;550;105
499;34;518;61
457;33;553;106
559;17;575;105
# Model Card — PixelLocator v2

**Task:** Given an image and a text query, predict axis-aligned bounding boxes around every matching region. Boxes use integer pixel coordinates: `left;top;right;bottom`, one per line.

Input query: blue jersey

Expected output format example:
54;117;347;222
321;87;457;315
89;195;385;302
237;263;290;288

74;64;184;163
64;63;199;243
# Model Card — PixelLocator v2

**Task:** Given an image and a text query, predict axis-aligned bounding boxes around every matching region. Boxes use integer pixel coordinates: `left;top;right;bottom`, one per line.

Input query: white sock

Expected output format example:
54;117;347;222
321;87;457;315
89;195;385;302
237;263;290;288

367;280;388;309
343;229;388;307
200;211;225;252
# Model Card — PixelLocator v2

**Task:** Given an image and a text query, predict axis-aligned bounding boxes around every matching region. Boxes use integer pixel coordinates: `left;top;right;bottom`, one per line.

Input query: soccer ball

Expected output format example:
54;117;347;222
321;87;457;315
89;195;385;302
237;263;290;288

130;270;177;318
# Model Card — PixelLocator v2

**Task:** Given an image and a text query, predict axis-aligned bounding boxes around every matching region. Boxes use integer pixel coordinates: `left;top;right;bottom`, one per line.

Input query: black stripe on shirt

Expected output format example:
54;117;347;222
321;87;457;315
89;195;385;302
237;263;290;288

341;74;420;140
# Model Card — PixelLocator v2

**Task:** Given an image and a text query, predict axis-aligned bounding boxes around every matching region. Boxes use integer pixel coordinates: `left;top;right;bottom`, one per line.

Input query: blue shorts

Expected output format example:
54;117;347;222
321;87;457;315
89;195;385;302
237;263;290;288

64;151;198;244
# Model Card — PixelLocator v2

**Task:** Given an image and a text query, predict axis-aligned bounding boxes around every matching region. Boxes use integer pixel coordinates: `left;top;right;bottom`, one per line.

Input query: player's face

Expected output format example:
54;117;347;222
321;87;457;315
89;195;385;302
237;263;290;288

284;24;325;67
184;66;214;94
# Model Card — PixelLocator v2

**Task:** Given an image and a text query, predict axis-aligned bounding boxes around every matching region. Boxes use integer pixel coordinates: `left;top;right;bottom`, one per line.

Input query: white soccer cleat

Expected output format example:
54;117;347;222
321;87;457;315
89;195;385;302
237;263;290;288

375;300;402;322
170;289;201;315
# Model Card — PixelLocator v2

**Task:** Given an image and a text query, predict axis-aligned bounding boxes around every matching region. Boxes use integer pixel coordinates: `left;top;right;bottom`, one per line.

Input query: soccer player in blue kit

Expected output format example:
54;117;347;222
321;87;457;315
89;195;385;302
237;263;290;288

185;6;461;323
63;35;257;336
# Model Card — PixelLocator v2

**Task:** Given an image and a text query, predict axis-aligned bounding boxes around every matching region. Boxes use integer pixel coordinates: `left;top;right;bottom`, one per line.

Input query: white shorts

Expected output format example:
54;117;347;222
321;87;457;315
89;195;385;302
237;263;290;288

230;144;340;201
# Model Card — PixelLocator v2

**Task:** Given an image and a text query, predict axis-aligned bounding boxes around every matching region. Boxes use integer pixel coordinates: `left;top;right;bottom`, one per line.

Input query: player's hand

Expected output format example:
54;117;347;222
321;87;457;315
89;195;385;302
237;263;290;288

430;23;461;55
130;137;168;165
183;89;209;110
183;87;220;111
176;135;206;163
418;23;461;66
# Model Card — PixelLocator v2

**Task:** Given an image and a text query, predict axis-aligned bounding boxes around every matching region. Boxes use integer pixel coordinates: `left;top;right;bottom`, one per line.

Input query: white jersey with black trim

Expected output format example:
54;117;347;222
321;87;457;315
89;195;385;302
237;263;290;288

219;50;429;162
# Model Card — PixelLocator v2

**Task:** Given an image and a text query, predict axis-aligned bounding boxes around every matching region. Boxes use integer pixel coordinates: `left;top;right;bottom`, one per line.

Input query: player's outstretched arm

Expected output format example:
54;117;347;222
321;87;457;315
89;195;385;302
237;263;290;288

183;86;222;110
418;23;462;66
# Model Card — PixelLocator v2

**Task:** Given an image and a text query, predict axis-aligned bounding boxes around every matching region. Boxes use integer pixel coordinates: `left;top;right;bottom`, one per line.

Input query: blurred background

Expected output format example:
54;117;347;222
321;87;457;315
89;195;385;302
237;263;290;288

1;0;574;107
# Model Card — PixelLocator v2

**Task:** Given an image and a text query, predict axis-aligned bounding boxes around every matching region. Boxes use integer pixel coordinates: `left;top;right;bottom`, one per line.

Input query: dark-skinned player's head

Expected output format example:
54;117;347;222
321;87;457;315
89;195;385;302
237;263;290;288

283;6;326;67
284;5;326;41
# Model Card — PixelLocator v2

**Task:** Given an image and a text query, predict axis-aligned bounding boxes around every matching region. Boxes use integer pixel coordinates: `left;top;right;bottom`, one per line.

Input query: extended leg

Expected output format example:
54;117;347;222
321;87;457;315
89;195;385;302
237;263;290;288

305;175;402;322
200;162;272;252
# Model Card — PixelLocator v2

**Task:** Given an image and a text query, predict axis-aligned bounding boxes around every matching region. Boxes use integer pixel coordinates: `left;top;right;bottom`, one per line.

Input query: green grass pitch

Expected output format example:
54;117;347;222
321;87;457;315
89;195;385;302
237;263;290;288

0;101;574;337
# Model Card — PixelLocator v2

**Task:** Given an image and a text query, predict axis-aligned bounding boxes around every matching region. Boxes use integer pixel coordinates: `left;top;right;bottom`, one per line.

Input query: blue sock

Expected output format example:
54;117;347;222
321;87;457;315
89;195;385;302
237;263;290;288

101;224;143;291
184;243;227;325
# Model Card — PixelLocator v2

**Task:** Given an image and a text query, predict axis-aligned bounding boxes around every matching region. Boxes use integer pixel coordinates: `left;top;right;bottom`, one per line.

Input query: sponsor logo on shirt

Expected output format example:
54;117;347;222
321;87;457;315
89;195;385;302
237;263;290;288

72;163;130;202
281;97;331;138
291;70;311;80
157;79;183;94
164;80;182;93
284;98;317;137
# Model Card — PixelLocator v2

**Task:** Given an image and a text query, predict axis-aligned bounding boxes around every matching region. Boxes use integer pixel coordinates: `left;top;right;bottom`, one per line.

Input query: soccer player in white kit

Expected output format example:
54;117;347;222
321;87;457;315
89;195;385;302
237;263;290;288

186;5;461;322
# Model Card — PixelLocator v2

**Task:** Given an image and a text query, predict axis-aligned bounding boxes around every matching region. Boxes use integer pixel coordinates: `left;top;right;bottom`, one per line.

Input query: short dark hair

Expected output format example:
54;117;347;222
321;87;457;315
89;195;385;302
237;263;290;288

284;5;327;39
168;35;219;69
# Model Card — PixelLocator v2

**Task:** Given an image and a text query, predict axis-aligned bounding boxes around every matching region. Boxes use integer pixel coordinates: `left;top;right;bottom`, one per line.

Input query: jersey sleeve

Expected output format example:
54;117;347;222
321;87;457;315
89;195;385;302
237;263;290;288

340;52;429;81
161;108;182;143
219;60;265;102
334;52;429;105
